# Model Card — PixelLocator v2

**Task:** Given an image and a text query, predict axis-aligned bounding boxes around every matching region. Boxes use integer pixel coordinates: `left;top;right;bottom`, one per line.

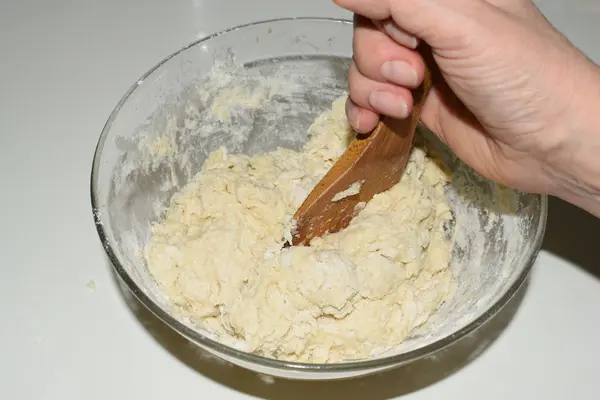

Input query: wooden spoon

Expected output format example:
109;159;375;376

288;62;432;246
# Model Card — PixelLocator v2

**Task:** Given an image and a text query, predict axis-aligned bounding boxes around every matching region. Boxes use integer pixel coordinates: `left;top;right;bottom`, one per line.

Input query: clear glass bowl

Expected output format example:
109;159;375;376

91;18;547;380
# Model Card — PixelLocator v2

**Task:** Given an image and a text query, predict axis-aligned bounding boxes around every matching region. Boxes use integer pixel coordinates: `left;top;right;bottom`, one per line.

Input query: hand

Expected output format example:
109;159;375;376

335;0;600;209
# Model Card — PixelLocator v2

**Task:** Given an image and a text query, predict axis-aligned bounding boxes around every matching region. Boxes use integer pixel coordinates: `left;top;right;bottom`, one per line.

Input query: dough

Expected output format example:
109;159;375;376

146;96;455;363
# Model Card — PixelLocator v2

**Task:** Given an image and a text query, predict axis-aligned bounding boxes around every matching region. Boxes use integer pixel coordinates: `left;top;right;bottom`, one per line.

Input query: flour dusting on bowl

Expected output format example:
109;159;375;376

91;18;546;380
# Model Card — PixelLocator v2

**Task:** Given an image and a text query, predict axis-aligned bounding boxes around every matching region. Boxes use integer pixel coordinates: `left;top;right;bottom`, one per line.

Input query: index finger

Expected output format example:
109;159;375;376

333;0;392;20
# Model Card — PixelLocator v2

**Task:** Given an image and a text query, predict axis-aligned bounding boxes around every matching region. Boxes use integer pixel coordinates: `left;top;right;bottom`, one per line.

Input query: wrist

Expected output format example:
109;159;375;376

545;60;600;216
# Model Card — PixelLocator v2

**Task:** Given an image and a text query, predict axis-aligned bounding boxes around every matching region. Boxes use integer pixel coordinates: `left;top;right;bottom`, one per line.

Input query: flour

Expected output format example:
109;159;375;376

145;96;456;363
105;52;543;366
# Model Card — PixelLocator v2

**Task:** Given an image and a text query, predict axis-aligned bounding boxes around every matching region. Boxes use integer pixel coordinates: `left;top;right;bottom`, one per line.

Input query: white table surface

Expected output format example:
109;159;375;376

2;0;600;398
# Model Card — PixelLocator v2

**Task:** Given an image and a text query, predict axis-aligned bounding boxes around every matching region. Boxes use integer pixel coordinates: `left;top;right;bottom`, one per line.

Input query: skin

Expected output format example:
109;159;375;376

334;0;600;217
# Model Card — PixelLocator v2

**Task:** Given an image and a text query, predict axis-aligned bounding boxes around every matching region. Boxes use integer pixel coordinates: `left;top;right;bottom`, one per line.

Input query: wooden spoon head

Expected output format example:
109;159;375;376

288;64;432;246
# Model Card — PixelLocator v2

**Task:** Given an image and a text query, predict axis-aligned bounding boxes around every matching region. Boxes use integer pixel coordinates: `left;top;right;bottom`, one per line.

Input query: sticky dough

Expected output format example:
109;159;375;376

146;96;456;363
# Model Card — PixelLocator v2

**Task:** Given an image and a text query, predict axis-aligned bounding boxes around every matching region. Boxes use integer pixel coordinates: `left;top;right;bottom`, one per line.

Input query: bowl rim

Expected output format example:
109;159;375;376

90;16;548;373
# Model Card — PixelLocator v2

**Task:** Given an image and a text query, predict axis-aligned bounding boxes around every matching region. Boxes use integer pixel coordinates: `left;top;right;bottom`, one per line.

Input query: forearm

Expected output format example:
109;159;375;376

546;59;600;217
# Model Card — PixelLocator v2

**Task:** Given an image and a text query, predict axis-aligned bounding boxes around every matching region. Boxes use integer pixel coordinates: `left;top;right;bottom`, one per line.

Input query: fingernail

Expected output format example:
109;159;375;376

368;91;409;119
346;99;360;130
383;20;418;49
381;61;418;86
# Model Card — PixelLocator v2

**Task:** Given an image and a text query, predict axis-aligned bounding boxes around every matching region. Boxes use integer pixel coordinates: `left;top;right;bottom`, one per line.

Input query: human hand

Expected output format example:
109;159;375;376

335;0;600;207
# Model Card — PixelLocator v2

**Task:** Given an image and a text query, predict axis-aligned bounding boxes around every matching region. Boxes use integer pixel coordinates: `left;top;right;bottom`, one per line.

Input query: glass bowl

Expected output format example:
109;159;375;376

91;18;547;380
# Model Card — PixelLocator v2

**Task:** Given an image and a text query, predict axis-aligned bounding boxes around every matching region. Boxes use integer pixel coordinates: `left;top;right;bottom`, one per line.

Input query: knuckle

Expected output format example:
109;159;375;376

372;40;392;63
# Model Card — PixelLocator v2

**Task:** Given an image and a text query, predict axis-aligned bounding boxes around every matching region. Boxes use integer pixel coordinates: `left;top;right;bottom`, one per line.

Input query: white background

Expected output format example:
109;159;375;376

1;0;600;399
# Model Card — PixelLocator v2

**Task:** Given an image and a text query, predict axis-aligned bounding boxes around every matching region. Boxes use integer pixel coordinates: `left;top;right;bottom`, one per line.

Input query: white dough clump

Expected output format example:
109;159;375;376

332;180;363;201
146;96;456;363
